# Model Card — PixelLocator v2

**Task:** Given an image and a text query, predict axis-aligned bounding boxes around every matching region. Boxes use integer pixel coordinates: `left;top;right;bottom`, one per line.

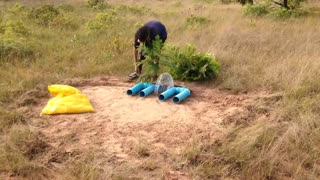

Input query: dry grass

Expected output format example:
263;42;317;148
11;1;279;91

61;154;103;180
0;125;47;177
1;0;320;179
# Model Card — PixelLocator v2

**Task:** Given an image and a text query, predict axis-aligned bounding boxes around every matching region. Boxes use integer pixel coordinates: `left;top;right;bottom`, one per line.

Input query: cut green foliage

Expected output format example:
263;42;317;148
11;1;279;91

164;45;220;81
138;36;163;82
139;38;220;82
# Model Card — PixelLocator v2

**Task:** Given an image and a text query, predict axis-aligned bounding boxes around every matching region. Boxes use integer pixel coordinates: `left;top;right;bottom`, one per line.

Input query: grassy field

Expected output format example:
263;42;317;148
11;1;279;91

1;0;320;179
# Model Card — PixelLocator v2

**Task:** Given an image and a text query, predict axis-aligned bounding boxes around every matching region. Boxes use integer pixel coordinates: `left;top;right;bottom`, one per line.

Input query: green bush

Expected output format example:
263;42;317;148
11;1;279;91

220;0;236;4
87;0;110;10
288;0;305;9
8;3;29;16
244;0;306;18
29;5;60;26
0;21;33;60
186;15;210;28
245;3;269;16
115;5;149;15
163;45;220;81
195;0;215;3
268;8;306;18
50;15;78;30
86;12;117;31
93;2;110;10
0;31;34;61
87;0;103;7
1;21;29;36
57;4;75;12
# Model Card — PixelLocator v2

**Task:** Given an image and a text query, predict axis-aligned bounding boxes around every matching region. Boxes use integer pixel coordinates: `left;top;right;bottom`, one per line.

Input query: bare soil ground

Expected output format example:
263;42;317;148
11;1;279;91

28;77;272;179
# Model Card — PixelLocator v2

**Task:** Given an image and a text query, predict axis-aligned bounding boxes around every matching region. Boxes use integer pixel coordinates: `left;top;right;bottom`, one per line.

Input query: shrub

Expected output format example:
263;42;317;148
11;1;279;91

245;3;269;16
115;5;149;15
163;44;220;81
50;15;78;30
0;21;33;60
0;32;34;61
86;12;117;31
29;5;60;26
57;4;75;12
87;0;103;7
0;11;3;23
288;0;305;9
244;0;307;18
1;21;29;36
87;0;110;10
186;15;210;28
220;0;237;4
8;3;29;16
268;7;307;18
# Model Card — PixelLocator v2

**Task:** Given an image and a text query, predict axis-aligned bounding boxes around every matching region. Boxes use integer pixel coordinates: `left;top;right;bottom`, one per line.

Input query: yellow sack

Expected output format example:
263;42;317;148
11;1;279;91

41;85;94;115
48;84;80;97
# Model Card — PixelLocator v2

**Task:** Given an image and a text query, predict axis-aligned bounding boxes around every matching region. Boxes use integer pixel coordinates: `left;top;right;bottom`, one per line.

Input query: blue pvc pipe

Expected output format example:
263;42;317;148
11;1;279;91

158;87;191;103
139;84;155;97
158;88;177;101
173;88;191;104
127;83;149;95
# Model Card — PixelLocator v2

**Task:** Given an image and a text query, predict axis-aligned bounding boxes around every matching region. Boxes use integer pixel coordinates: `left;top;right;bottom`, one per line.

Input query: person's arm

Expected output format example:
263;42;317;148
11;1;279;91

134;48;139;72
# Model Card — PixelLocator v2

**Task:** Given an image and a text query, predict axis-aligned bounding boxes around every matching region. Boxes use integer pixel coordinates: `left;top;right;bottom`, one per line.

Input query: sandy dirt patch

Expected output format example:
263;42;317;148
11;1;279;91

30;77;266;179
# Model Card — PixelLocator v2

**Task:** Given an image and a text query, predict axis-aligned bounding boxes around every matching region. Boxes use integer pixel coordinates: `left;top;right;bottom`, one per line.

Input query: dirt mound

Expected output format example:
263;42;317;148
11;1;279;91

31;77;270;179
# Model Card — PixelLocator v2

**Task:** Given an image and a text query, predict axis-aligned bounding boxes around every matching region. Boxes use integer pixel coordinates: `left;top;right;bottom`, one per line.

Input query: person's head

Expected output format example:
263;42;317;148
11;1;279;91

135;26;150;43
